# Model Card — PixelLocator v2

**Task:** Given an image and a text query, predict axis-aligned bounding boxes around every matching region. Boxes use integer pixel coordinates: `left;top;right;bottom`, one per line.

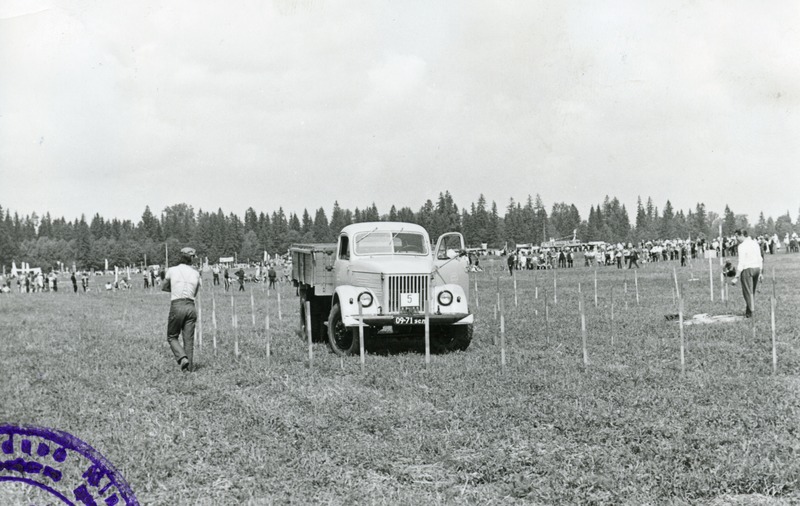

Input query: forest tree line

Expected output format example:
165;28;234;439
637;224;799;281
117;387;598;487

0;192;797;271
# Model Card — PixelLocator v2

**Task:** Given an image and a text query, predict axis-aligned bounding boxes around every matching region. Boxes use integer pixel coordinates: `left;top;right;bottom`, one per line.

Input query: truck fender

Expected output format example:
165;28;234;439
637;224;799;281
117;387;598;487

431;284;471;321
334;285;381;326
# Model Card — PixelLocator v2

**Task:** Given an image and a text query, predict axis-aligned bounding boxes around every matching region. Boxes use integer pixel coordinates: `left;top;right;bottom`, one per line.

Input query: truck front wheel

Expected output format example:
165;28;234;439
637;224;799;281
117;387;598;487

327;303;360;356
434;324;473;352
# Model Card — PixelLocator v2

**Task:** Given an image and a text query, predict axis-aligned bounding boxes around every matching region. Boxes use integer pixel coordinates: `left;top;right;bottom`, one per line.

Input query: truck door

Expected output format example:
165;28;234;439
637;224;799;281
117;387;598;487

433;232;469;297
335;233;351;287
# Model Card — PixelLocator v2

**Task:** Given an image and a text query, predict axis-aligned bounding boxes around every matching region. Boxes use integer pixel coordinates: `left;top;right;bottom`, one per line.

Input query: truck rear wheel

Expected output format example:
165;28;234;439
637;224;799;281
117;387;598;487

434;324;473;352
299;289;326;343
327;303;360;356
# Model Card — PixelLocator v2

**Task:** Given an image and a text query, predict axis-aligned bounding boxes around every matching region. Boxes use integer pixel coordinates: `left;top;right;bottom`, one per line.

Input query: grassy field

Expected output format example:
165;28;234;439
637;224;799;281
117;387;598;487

1;254;799;505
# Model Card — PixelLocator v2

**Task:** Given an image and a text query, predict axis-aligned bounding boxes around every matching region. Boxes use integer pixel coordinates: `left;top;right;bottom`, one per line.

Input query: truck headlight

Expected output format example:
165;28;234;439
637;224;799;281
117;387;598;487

358;291;374;308
437;290;453;306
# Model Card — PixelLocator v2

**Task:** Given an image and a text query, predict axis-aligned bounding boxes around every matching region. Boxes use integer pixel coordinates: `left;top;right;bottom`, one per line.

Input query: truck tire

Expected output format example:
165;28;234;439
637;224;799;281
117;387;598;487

434;324;473;352
327;303;359;356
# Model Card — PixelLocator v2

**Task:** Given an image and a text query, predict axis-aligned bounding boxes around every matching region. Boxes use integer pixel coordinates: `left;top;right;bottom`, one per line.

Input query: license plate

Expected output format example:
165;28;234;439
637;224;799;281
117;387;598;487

393;315;425;325
400;293;419;307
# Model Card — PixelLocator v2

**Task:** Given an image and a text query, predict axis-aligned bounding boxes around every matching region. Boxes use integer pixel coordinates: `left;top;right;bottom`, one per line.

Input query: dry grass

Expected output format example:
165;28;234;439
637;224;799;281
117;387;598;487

1;255;799;504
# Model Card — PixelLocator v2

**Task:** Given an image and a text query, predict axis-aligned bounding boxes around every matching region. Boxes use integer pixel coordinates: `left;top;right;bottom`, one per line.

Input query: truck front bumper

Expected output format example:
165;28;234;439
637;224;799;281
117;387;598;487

343;313;473;327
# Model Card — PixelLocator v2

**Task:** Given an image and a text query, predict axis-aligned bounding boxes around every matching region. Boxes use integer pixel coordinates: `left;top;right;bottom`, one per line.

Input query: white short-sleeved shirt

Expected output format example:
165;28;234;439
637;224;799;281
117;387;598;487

735;237;763;276
165;264;202;301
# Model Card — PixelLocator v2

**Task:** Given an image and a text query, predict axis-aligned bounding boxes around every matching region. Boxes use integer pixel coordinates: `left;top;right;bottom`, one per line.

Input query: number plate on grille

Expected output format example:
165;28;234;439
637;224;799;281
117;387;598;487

400;293;419;307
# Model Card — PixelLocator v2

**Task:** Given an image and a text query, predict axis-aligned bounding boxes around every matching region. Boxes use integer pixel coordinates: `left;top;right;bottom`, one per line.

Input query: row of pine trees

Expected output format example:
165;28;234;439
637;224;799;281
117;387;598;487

0;193;797;271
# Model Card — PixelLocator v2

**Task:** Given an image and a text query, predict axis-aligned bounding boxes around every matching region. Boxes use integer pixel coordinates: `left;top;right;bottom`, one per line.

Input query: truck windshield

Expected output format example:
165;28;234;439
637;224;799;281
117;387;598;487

354;231;428;255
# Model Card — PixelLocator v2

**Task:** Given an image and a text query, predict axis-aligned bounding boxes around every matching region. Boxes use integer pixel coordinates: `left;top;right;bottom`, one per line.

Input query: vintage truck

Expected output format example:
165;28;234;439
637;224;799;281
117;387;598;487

290;222;473;355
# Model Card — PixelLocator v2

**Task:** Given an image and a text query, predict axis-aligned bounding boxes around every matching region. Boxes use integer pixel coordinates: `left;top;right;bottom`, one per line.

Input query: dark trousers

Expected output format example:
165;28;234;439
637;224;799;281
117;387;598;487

167;299;196;368
740;268;761;317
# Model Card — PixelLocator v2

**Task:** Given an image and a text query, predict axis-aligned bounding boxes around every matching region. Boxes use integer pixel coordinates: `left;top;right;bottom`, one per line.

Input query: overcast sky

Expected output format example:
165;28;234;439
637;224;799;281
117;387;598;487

1;1;798;226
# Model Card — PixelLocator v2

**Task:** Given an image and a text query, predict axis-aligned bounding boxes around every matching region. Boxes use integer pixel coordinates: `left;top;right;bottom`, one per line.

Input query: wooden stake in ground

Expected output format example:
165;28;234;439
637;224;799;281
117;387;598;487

634;269;640;306
474;277;479;310
580;295;588;368
500;296;506;370
679;296;685;374
771;295;777;374
610;287;615;348
197;298;203;350
673;266;680;300
251;291;256;326
708;257;714;302
544;288;550;344
306;300;313;368
358;300;365;372
424;294;431;367
212;293;217;354
553;269;558;305
277;292;282;321
513;274;518;307
265;315;271;366
594;269;598;308
496;276;500;317
232;295;239;358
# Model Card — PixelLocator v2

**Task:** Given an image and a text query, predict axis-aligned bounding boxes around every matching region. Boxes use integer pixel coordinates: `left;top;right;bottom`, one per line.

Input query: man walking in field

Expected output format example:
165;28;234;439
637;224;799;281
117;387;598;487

731;230;762;319
163;247;202;372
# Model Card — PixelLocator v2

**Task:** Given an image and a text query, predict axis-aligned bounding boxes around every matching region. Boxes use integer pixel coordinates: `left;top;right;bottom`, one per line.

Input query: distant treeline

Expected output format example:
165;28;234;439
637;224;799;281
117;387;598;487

0;193;797;270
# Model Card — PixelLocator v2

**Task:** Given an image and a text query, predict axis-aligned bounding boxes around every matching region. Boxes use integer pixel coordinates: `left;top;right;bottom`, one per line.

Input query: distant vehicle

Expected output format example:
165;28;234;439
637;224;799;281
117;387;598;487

290;222;473;355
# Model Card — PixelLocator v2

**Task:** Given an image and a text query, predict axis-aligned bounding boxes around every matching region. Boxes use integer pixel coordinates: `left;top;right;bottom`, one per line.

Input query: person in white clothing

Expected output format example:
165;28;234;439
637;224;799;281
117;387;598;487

163;247;202;372
731;230;763;318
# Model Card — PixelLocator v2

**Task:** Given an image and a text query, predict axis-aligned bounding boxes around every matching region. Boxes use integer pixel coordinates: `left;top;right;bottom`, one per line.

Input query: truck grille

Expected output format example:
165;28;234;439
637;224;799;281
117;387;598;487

387;275;429;313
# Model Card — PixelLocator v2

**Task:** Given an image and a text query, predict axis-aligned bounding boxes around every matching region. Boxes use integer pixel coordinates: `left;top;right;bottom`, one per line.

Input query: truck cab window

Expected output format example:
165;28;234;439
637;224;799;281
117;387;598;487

339;236;350;260
437;234;463;260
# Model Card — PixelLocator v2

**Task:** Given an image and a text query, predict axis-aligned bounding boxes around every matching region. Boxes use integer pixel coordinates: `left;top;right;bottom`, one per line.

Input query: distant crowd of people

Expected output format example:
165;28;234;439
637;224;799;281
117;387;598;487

502;231;799;275
208;260;291;292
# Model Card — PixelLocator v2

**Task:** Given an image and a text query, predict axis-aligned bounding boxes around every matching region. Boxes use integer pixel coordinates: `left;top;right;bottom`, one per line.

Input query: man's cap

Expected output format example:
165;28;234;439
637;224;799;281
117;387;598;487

181;247;196;256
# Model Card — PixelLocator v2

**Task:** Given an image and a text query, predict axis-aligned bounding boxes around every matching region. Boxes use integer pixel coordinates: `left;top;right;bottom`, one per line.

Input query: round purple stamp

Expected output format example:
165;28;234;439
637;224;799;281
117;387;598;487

0;424;138;505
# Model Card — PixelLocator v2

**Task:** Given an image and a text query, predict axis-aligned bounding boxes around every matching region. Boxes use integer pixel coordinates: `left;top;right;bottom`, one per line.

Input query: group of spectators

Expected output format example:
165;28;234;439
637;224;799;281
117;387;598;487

0;271;58;293
506;248;576;273
502;230;800;276
717;232;799;257
209;261;291;291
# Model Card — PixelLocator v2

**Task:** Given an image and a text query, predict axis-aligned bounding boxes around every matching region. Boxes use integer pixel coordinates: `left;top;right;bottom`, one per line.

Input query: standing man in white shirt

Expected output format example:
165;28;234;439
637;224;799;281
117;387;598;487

731;230;763;319
163;247;202;372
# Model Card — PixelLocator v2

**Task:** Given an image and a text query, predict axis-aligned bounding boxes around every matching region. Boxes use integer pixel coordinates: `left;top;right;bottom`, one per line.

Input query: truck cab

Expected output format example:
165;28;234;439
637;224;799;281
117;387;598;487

291;222;473;355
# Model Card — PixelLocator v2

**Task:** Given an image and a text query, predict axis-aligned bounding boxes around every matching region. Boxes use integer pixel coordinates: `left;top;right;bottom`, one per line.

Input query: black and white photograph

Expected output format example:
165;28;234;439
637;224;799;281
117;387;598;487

1;1;799;504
